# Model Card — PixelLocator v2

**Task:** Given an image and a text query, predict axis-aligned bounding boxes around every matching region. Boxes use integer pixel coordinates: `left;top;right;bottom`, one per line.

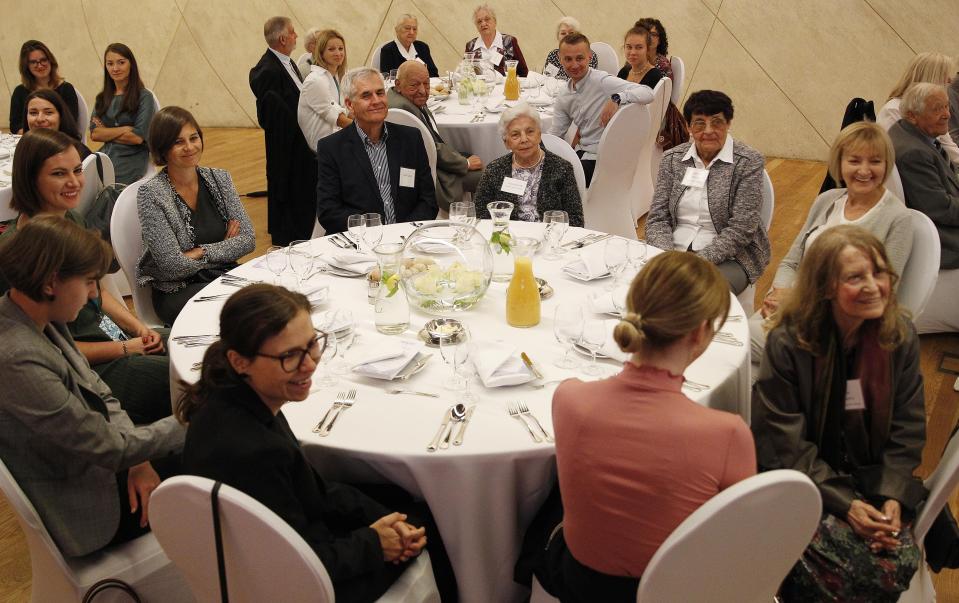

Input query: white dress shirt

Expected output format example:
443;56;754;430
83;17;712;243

473;31;505;66
877;97;959;166
298;65;347;151
672;135;735;251
268;47;304;91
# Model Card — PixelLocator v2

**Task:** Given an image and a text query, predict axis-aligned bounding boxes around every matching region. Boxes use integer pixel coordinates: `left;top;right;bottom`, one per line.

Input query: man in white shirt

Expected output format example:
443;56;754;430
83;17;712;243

548;33;654;185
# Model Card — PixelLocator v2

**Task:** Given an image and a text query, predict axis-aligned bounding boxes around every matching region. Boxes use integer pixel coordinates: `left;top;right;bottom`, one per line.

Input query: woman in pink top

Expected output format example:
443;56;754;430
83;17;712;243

529;251;756;602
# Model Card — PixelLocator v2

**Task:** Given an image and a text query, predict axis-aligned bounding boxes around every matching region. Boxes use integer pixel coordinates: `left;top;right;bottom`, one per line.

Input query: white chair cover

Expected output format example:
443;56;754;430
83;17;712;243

541;133;587;205
897;209;940;318
630;78;671;221
371;44;383;72
0;456;191;603
110;177;164;327
888;164;907;204
78;152;113;218
76;93;91;144
591;42;619;75
386;108;437;184
151;475;439;603
638;470;821;603
585;103;649;239
737;169;774;314
669;56;685;106
0;186;14;222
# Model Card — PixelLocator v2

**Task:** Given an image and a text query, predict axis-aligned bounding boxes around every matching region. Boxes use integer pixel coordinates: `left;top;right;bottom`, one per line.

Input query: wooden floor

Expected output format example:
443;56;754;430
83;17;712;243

1;129;957;600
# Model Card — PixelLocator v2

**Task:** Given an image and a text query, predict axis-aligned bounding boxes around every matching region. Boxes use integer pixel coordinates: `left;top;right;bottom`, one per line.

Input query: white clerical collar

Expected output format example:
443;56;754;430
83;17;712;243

395;39;418;60
684;133;735;168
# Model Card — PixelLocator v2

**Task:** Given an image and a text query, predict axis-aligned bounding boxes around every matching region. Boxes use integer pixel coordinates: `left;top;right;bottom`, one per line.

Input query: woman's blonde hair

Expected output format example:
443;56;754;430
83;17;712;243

613;251;730;354
312;29;347;80
888;52;956;100
769;225;907;355
826;121;895;187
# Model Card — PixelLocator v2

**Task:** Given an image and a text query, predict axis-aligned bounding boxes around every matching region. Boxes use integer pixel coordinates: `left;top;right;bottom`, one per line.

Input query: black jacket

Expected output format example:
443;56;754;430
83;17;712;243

378;40;439;78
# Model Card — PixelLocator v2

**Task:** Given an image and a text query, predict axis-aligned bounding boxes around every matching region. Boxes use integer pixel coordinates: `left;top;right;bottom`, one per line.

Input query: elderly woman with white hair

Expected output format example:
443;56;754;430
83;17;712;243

473;102;584;226
543;16;597;80
465;4;528;77
378;14;439;77
296;27;321;83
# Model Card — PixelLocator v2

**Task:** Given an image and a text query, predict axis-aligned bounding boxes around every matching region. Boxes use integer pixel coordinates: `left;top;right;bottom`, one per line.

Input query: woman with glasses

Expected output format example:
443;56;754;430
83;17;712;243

9;40;80;135
645;90;770;294
179;284;457;603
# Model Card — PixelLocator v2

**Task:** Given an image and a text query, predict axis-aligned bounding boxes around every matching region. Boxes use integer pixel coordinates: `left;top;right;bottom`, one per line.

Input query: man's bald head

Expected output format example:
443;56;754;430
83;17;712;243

394;60;431;108
396;60;429;85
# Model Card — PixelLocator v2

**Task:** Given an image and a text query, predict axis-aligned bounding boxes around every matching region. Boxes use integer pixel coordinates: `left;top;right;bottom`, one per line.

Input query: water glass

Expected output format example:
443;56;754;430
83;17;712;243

440;326;470;391
542;210;569;260
628;239;648;269
347;214;366;248
265;245;288;285
288;240;314;289
580;318;607;376
311;327;339;388
604;238;629;290
553;304;583;369
362;213;383;251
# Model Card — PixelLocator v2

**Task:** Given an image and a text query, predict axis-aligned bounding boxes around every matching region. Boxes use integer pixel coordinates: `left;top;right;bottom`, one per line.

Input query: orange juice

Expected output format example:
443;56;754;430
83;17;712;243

504;60;520;101
506;255;540;327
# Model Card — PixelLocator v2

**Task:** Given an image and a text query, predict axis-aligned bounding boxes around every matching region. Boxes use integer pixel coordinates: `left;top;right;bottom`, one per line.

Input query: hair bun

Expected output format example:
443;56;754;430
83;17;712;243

622;311;643;330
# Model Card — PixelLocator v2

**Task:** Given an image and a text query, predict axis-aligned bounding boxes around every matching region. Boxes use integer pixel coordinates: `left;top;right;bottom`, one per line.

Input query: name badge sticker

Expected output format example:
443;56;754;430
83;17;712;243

501;176;527;195
399;167;416;188
681;167;709;188
844;379;866;411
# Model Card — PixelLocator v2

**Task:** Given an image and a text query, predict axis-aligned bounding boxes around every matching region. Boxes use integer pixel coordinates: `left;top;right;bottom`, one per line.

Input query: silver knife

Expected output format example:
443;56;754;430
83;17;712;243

453;405;476;446
427;406;454;452
396;353;432;381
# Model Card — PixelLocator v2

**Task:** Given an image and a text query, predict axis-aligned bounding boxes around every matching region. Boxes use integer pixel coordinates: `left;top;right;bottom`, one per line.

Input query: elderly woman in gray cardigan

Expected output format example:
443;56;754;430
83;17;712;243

748;122;913;363
136;107;255;325
645;90;769;294
474;102;584;226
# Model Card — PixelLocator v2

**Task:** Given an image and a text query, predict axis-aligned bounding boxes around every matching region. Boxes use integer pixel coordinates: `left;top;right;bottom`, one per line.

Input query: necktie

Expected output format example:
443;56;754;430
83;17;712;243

935;139;949;163
290;60;303;83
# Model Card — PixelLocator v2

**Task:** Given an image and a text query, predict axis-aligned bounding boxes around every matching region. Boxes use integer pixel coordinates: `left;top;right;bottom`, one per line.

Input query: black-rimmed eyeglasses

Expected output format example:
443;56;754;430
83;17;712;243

256;331;328;373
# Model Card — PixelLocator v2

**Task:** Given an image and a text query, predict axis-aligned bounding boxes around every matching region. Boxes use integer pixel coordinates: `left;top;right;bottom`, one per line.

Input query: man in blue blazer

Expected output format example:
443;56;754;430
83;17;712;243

316;67;437;235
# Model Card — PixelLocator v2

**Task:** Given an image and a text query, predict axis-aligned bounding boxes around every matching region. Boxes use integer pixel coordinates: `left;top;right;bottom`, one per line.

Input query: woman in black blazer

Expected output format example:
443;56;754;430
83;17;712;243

179;284;457;603
378;14;439;77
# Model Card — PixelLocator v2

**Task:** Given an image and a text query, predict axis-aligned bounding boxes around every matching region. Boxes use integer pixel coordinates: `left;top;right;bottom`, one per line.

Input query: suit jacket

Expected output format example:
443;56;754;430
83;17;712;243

889;119;959;269
182;383;391;584
316;122;437;234
387;88;469;212
645;139;771;283
0;295;183;557
379;40;439;78
250;49;300;126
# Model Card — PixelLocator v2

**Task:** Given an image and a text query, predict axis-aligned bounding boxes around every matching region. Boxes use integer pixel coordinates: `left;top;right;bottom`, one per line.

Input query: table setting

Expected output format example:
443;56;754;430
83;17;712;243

0;132;20;189
168;218;750;603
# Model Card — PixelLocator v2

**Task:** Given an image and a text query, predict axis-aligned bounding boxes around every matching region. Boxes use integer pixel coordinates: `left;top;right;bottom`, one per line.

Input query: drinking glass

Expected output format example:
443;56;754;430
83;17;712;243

362;213;383;251
542;210;569;260
553;304;583;369
440;325;470;391
265;245;288;285
628;239;648;269
312;327;339;388
604;237;629;291
449;201;476;240
347;214;366;249
325;309;355;375
288;240;314;289
580;318;607;376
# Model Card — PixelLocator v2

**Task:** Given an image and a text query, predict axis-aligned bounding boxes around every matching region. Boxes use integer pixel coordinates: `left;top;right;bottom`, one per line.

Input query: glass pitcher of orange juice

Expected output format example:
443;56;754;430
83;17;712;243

504;59;520;101
506;240;540;327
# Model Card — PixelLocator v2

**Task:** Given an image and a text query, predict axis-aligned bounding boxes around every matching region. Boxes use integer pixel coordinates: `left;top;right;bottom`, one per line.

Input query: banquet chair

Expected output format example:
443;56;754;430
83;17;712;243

151;475;440;603
541;133;587;204
630;77;672;221
737;170;774;314
76;93;91;144
898;427;959;602
0;186;15;222
584;103;649;239
897;209;941;318
386;108;437;184
371;44;383;71
77;152;114;218
111;177;165;328
0;456;192;603
669;56;685;106
591;42;619;75
888;164;907;203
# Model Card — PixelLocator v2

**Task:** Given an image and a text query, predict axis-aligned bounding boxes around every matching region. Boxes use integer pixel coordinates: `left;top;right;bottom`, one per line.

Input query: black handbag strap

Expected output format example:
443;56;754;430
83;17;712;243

95;153;104;185
211;481;229;603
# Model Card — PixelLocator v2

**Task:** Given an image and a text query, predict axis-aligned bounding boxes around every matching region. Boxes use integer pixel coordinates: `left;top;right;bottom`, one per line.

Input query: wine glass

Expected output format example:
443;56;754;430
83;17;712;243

628;239;648;269
449;201;476;240
324;310;355;375
265;245;288;285
362;213;383;251
580;318;607;376
440;328;469;391
347;214;366;250
553;304;583;369
311;315;340;388
542;210;569;260
288;240;314;289
603;237;629;291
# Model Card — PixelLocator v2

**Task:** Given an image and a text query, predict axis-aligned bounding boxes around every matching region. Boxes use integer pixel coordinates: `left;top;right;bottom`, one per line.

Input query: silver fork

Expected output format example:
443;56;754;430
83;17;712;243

318;390;356;436
313;391;346;432
518;402;553;443
508;402;541;443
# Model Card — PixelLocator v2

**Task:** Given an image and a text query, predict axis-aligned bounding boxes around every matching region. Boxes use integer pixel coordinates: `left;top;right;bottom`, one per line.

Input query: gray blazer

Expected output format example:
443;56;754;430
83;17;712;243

0;295;183;557
136;167;255;293
645;139;771;283
888;119;959;269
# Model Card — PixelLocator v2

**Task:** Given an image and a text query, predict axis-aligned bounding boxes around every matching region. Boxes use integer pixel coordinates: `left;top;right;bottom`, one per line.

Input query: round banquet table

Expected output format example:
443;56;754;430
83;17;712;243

0;133;19;204
168;221;751;603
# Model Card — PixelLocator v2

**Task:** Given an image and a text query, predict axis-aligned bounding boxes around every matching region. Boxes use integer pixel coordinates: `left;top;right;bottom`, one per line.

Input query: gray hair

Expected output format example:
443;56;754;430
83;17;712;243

342;66;383;101
901;82;947;116
263;16;292;47
498;102;542;141
304;27;322;52
556;16;581;38
473;4;496;22
395;13;418;32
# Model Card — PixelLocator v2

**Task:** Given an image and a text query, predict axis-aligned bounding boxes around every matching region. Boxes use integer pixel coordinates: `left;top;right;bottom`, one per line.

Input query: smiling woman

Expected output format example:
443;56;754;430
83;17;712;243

297;29;352;151
8;40;80;135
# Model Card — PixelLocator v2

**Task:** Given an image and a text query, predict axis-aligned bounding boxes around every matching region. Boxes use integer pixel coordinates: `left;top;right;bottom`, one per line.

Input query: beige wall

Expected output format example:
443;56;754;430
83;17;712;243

1;0;957;160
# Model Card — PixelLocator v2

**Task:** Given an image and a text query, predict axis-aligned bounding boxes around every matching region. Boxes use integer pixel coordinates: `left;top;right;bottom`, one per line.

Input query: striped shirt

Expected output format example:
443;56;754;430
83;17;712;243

355;122;396;224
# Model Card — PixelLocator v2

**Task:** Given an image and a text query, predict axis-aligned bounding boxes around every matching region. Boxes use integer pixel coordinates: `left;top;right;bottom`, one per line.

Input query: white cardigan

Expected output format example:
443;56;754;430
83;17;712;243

297;65;347;152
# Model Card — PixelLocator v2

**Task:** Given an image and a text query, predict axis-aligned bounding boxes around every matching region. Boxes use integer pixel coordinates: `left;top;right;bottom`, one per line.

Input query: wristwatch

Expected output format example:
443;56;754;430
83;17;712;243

611;93;623;106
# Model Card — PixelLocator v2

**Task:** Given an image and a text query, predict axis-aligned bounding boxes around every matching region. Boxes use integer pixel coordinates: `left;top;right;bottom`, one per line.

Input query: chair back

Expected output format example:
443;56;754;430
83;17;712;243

591;42;619;75
77;152;114;218
638;470;821;603
76;93;91;144
0;187;14;222
541;133;587;204
371;44;383;71
111;178;164;327
888;164;906;204
631;77;672;221
760;169;775;231
147;88;162;111
915;428;959;543
669;56;685;106
386;108;437;184
897;209;941;318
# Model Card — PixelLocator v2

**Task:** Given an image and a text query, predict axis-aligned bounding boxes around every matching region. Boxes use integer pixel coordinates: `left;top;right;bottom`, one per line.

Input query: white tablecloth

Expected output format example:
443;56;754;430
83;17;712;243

169;221;750;603
0;133;19;188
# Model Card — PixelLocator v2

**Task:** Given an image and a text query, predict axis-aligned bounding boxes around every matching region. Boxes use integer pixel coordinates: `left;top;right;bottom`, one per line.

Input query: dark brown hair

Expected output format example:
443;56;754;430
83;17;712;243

10;129;81;217
636;18;668;55
176;284;312;423
18;40;63;89
683;90;734;123
148;106;204;166
94;43;146;118
559;32;591;50
22;88;83;142
0;215;111;301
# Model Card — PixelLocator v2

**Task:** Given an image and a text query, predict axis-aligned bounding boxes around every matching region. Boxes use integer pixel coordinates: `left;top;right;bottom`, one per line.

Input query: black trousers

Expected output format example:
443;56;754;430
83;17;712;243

109;453;182;547
576;150;596;187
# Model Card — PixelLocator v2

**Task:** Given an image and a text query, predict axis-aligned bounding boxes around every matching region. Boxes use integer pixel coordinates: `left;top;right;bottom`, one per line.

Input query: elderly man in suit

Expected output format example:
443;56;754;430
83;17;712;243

889;82;959;333
387;60;483;213
316;67;437;234
249;16;317;245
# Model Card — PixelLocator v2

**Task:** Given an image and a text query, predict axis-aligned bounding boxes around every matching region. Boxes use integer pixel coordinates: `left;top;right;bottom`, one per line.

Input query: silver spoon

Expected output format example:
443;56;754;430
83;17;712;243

440;403;467;450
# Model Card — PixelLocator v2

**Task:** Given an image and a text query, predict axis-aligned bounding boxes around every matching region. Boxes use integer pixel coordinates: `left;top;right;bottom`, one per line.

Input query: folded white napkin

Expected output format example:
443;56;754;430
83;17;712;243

351;340;423;380
522;71;546;87
543;78;564;97
312;309;353;334
301;282;329;304
473;344;534;387
442;105;472;116
484;99;507;112
562;245;610;281
328;250;375;273
587;286;629;315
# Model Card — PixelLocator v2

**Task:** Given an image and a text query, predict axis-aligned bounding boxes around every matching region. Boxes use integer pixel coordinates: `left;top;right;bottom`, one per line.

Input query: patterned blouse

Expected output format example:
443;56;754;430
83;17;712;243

655;54;673;80
512;153;546;222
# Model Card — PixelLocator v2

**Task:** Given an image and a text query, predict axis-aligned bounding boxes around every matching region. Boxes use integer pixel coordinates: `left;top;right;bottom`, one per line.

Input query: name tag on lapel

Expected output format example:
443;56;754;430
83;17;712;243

844;379;866;411
501;177;527;195
400;167;416;188
681;167;709;188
